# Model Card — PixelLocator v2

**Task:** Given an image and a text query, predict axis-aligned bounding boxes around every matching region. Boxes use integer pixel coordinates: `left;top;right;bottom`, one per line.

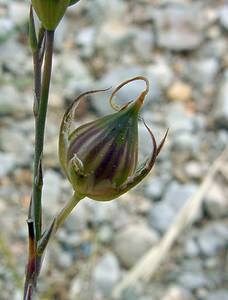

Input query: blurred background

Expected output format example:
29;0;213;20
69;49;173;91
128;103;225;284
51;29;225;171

0;0;227;299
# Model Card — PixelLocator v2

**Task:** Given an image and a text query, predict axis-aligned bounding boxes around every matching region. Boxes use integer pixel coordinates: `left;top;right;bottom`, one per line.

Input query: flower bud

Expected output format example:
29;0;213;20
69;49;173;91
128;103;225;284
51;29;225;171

59;77;168;201
31;0;70;30
69;0;80;6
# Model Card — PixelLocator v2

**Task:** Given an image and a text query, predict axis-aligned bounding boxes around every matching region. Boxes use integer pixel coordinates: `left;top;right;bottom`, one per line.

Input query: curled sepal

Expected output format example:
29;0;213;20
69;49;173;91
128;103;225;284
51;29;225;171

109;76;149;111
119;123;168;195
59;89;110;177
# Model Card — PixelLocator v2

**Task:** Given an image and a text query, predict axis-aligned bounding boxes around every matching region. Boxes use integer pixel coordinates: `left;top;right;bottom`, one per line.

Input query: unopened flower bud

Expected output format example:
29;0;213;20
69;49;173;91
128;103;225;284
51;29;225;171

69;0;80;6
59;77;168;201
31;0;71;30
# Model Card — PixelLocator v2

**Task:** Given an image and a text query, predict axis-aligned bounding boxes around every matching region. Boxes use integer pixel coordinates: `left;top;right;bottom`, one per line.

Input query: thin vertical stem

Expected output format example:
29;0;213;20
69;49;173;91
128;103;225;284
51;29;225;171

29;6;44;117
24;29;55;300
32;30;55;241
32;35;44;111
23;220;36;300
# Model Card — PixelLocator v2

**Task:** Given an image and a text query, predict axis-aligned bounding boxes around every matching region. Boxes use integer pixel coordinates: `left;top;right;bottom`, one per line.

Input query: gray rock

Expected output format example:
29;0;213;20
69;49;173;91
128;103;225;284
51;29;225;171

55;52;92;97
219;5;228;30
86;0;127;25
197;223;228;257
92;252;121;295
0;0;9;4
57;229;82;247
149;182;200;233
205;263;226;287
8;1;28;26
0;39;31;76
121;286;142;300
145;176;165;201
92;66;159;115
153;4;204;51
178;271;209;290
0;152;16;178
161;285;194;300
57;250;73;269
98;224;113;244
58;53;91;81
184;239;200;258
167;103;195;133
76;26;96;58
205;290;228;300
0;127;33;166
69;278;82;300
65;197;121;233
95;21;135;61
214;79;228;128
140;297;153;300
163;182;198;212
172;132;200;155
217;130;228;150
147;60;174;90
186;58;219;85
13;290;23;300
149;201;175;234
184;161;203;180
204;184;228;218
0;86;25;116
113;222;158;268
54;18;67;51
87;199;120;225
42;170;63;215
133;28;154;62
0;18;14;39
62;198;90;232
200;38;228;60
71;277;103;300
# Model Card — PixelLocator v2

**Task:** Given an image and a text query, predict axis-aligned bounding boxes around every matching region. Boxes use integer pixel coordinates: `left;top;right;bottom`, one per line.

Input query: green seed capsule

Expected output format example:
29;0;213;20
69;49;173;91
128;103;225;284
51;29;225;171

59;77;168;201
31;0;70;30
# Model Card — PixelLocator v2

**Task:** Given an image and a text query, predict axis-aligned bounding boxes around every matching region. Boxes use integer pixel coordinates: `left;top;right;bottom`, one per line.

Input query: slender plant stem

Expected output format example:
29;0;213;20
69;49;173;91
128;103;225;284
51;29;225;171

32;31;44;112
37;193;83;255
24;193;82;297
55;193;83;231
23;220;36;300
24;29;55;300
32;30;55;241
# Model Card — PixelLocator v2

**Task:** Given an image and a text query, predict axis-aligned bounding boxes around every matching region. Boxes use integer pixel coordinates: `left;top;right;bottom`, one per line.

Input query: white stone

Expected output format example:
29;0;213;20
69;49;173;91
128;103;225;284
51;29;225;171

153;5;204;51
92;252;121;295
113;222;158;268
8;2;28;26
0;152;16;178
162;285;193;300
204;184;228;218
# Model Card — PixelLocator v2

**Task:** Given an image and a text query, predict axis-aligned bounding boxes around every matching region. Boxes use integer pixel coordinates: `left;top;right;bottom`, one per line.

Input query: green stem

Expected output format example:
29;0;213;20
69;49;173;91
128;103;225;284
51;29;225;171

37;193;83;256
55;193;83;230
32;30;54;241
32;28;45;108
24;29;54;300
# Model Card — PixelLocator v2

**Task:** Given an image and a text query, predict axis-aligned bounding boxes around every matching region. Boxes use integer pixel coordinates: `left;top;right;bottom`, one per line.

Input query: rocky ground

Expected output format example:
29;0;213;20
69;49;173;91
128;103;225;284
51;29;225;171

0;0;227;299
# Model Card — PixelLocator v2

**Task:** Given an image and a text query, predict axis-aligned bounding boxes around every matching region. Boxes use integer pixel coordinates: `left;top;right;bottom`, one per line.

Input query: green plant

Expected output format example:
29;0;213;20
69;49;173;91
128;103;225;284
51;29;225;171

23;2;167;299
